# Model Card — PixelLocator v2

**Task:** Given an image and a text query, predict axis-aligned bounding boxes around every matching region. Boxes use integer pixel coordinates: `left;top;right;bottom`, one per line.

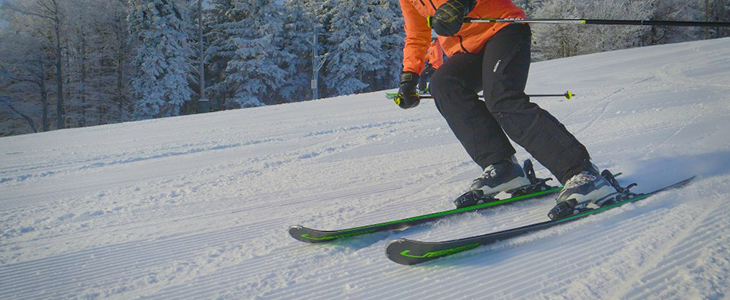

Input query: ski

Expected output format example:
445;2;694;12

289;186;557;243
289;160;622;243
385;175;695;265
290;160;560;243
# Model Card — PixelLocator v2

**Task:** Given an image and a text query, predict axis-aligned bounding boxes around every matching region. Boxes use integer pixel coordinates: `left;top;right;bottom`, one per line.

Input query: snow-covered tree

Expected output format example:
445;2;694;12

201;0;312;108
223;0;307;107
531;0;581;60
372;0;404;90
532;0;653;60
1;0;727;136
652;0;707;44
582;0;653;52
202;0;238;110
710;0;729;38
223;0;281;107
278;0;314;103
319;0;388;95
128;0;194;119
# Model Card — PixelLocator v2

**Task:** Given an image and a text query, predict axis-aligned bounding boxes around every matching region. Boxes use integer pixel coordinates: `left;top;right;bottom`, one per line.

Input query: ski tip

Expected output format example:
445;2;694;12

288;225;320;243
674;175;697;189
385;239;414;265
288;225;306;237
658;175;696;191
288;225;303;238
385;238;407;252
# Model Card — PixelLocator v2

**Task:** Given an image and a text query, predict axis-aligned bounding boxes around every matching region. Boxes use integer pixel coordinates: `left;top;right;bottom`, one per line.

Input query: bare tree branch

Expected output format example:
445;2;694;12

3;1;56;21
0;95;39;133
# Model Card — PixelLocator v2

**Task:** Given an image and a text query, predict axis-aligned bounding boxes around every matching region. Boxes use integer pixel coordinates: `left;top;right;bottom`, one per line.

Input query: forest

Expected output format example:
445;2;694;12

0;0;727;136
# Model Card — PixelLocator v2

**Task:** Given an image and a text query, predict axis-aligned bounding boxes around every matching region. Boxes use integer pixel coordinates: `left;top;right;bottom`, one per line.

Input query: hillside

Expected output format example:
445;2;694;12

1;37;729;299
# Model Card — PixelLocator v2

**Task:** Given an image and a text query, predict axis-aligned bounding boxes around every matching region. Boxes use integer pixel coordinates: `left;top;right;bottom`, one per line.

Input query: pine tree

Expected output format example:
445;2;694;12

128;0;194;119
223;0;293;107
372;0;404;90
277;0;313;103
320;0;386;96
203;0;238;110
299;0;334;98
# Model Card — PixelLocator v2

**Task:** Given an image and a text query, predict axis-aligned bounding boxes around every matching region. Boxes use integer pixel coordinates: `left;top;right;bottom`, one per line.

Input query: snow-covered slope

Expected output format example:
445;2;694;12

1;38;729;300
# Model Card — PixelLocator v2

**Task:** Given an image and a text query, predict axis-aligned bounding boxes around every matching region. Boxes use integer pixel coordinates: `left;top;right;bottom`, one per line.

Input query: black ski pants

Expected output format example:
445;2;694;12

430;24;590;184
418;63;435;92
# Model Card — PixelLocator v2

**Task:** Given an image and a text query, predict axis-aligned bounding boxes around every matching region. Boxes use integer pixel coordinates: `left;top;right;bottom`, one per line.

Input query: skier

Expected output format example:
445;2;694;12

394;0;616;210
417;38;444;93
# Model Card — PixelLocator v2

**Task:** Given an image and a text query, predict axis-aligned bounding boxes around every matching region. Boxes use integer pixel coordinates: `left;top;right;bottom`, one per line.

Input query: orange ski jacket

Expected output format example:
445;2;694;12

399;0;526;74
426;39;444;69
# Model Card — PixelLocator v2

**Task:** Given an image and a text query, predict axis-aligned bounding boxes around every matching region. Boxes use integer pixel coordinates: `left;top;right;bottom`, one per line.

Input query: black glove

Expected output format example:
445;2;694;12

395;71;420;109
431;0;476;37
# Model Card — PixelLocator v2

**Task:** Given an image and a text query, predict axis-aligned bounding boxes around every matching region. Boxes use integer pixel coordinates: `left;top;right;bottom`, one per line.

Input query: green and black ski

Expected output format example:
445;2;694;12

290;160;558;243
289;186;557;243
385;174;695;265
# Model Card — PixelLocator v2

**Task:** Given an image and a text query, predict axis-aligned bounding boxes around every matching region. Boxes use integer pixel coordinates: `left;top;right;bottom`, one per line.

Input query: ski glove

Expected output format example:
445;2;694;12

395;71;420;109
431;0;476;37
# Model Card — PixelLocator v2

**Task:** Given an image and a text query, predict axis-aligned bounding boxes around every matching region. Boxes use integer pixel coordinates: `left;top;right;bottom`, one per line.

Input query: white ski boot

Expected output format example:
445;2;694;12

549;165;618;219
469;155;531;195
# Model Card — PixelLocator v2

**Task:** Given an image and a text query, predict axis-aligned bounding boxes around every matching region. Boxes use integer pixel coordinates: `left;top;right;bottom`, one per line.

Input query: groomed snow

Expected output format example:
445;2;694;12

1;37;729;299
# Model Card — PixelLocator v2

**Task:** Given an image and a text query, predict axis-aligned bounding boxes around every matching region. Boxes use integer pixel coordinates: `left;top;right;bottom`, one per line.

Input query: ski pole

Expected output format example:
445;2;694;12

386;90;575;101
528;91;575;99
464;18;730;27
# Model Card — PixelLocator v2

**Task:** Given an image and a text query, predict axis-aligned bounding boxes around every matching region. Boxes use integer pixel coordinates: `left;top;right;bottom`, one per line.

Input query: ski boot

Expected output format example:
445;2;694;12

548;166;630;220
453;157;554;209
508;159;555;197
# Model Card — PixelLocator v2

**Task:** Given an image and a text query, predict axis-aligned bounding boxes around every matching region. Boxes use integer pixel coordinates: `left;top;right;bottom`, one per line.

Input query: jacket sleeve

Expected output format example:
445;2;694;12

399;0;431;74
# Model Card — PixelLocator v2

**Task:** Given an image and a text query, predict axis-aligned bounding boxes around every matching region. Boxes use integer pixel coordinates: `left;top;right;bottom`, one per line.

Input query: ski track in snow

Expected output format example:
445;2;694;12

1;38;730;299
